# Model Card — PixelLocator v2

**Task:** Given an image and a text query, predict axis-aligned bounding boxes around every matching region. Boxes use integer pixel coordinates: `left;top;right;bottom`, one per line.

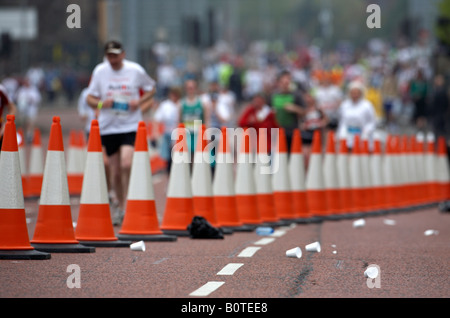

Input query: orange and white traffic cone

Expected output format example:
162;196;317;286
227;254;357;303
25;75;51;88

399;135;415;209
323;130;342;219
425;132;439;204
361;137;375;214
191;124;226;232
254;127;282;226
407;135;421;209
66;130;84;196
0;115;50;260
348;134;366;217
117;122;176;242
336;138;354;218
289;128;314;223
370;135;387;214
271;128;296;222
74;120;131;247
415;132;429;207
305;130;328;219
30;117;95;253
213;127;252;231
382;135;397;212
436;136;450;201
26;128;44;199
17;128;28;198
235;129;262;227
160;124;195;236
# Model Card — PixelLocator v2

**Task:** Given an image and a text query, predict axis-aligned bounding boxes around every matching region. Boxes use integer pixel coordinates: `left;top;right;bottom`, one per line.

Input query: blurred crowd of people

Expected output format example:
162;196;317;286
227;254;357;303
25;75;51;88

147;34;449;171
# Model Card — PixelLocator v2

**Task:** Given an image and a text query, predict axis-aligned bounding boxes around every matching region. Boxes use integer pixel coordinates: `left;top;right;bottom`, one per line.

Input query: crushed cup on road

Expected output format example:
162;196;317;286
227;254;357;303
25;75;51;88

364;266;379;279
305;241;321;253
353;219;365;228
130;240;146;252
424;229;439;236
286;247;302;258
383;219;396;226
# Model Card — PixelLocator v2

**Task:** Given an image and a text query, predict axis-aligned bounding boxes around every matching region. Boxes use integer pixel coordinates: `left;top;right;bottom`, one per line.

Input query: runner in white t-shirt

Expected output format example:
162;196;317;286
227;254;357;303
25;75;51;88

86;40;156;225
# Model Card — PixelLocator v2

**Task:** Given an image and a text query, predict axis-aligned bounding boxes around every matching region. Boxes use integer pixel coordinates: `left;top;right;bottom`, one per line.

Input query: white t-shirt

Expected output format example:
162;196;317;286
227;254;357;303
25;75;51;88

86;59;156;135
153;99;179;134
201;91;234;128
78;87;95;133
337;98;376;148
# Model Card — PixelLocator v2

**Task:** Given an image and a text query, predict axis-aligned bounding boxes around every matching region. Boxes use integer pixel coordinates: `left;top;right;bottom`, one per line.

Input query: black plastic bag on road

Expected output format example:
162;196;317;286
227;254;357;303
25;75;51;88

187;216;224;239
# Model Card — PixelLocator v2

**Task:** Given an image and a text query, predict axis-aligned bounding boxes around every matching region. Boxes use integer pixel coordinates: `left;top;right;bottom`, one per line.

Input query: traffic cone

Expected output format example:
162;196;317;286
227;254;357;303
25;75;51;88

348;134;365;217
370;135;387;214
322;130;342;219
271;128;296;222
407;135;421;208
17;128;28;198
0;115;50;260
160;124;195;236
305;130;328;218
74;119;131;247
191;124;226;232
66;130;84;196
424;132;439;204
117;122;177;242
360;137;375;214
415;132;428;207
399;135;414;209
213;127;252;231
30;117;95;253
235;129;262;226
26;128;44;198
253;127;282;226
336;138;354;218
436;136;450;201
288;128;315;223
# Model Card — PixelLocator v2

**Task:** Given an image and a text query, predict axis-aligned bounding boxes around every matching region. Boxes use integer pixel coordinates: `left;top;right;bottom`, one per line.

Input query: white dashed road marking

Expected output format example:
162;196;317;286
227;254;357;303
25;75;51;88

254;237;276;245
189;281;225;296
237;246;261;257
217;263;244;275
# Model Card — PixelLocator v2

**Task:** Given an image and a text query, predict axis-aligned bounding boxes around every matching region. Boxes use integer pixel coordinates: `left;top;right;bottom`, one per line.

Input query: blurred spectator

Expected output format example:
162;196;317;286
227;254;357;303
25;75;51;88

15;78;42;143
154;86;182;173
26;65;45;91
61;68;77;103
243;62;265;101
380;67;399;133
1;73;19;103
409;68;429;131
238;92;278;153
228;57;245;105
269;70;306;152
336;80;377;150
0;82;17;151
156;59;178;100
179;79;209;160
300;91;328;167
313;73;343;131
429;74;449;139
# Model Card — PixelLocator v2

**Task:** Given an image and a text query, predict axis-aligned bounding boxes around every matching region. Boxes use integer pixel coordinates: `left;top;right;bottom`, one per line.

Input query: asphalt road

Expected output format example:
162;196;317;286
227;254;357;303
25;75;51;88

1;107;449;306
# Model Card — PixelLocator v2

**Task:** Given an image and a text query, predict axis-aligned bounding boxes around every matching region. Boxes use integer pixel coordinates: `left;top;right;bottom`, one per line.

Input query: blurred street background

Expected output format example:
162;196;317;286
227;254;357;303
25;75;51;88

1;0;450;140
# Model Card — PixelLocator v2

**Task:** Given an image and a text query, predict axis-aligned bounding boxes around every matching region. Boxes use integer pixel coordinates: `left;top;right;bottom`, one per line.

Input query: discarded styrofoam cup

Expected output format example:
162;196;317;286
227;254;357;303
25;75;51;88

353;219;366;228
364;266;379;279
383;219;396;226
130;240;146;252
305;241;321;253
424;229;439;236
286;247;302;258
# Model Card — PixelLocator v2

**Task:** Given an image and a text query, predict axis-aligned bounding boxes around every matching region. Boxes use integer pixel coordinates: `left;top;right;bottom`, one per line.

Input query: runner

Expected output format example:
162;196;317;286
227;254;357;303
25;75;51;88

86;40;156;225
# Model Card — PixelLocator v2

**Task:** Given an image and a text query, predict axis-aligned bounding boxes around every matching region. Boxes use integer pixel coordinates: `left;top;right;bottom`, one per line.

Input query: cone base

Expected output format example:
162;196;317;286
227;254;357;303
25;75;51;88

161;229;191;237
31;243;95;253
0;249;51;260
221;225;256;232
220;227;234;235
77;240;132;247
116;233;177;242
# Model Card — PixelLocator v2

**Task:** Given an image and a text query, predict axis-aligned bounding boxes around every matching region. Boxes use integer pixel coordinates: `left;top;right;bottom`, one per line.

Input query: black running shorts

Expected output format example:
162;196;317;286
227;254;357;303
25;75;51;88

101;131;136;156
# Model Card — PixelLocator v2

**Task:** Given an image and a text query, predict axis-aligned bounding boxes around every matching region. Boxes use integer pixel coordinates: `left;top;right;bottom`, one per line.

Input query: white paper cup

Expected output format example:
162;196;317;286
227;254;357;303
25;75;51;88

353;219;366;228
286;247;302;258
305;241;321;253
130;240;146;252
424;229;439;236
